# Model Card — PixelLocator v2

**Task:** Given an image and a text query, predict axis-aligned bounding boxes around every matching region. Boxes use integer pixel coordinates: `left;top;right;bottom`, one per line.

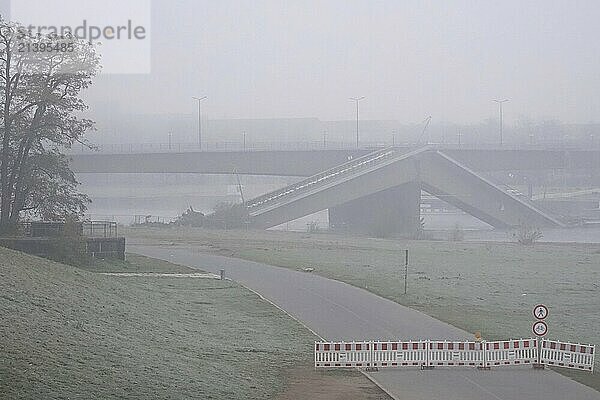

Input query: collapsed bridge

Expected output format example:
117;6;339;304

244;146;565;234
70;145;600;234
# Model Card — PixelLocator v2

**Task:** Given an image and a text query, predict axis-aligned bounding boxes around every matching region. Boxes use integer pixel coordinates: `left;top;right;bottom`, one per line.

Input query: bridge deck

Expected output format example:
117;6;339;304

244;147;565;230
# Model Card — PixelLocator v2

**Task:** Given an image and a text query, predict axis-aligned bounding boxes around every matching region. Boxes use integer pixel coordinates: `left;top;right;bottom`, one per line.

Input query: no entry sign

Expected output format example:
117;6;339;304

533;304;548;320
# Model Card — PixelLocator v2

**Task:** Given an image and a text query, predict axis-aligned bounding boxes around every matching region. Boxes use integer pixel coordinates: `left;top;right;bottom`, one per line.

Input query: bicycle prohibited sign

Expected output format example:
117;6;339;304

533;304;548;320
533;320;548;337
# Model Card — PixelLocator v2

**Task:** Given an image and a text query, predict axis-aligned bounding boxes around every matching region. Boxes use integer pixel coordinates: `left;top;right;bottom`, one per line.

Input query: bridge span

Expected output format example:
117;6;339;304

70;145;600;176
243;146;565;234
71;145;599;235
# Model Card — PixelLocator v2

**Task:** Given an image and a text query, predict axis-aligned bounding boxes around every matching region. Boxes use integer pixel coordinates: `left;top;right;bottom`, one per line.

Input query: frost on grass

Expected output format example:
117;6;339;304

0;247;315;399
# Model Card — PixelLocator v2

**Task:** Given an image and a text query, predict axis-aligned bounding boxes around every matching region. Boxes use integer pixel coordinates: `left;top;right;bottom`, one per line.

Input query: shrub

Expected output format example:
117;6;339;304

447;223;465;242
306;221;320;233
514;224;543;245
207;202;249;229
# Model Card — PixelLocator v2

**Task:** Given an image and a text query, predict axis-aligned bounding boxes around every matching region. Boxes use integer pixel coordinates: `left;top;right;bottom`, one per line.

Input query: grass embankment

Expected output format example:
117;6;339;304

125;226;600;392
0;247;390;399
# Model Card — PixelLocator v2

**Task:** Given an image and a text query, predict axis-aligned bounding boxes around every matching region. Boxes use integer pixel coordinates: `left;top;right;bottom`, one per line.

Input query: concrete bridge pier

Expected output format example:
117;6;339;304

328;182;421;237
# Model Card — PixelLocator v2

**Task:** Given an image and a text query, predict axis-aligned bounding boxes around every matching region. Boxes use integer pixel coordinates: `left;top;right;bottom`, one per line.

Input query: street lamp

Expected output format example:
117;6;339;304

193;96;207;150
349;96;365;148
493;99;509;146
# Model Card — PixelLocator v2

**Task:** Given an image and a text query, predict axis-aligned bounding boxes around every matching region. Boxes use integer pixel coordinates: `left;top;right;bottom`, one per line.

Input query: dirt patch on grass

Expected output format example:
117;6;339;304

277;368;390;400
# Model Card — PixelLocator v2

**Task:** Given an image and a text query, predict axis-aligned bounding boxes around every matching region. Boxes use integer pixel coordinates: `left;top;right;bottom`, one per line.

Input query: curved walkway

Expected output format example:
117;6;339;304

130;244;599;400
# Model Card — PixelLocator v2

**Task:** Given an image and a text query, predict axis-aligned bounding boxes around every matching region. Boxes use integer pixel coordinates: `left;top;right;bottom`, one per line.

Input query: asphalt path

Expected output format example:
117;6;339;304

130;244;600;400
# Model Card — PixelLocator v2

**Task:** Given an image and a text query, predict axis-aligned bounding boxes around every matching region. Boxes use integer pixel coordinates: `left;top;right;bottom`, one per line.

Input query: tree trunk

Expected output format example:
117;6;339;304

0;40;13;231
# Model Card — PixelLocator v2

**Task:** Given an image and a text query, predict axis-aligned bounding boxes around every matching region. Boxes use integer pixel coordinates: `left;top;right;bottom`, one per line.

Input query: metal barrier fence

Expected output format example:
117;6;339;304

314;341;373;368
81;221;118;238
428;340;486;368
18;221;118;238
485;339;538;367
541;339;595;371
315;338;594;372
372;341;429;368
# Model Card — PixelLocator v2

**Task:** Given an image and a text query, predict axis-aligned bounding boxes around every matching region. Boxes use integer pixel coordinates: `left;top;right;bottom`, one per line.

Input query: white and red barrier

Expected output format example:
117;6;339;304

371;341;428;367
540;339;595;372
428;340;485;367
315;338;594;372
484;338;538;367
314;341;373;368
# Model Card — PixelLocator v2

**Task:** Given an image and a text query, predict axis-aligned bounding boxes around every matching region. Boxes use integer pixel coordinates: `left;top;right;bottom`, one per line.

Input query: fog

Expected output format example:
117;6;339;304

3;2;600;398
5;0;600;144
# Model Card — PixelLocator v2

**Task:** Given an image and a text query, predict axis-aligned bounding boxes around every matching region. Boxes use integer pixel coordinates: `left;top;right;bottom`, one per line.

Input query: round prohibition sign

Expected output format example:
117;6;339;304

532;320;548;337
533;304;549;320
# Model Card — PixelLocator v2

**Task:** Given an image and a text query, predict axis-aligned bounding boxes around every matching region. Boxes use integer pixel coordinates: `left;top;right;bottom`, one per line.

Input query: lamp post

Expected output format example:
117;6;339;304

193;96;207;150
493;99;509;145
350;96;365;148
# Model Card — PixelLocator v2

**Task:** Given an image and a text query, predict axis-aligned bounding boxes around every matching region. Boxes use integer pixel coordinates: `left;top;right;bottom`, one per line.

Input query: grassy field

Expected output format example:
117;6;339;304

0;246;388;399
125;226;600;391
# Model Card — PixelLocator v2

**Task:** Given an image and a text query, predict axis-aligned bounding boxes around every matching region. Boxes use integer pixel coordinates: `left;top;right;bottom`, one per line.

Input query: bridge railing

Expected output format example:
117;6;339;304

68;140;600;154
246;146;424;213
68;141;397;154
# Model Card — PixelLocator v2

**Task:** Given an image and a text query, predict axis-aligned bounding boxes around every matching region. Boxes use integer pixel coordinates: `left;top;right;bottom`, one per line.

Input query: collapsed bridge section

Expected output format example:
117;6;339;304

243;146;565;234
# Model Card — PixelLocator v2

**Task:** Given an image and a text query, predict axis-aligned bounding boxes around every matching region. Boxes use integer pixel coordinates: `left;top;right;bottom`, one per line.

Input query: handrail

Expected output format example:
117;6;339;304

17;220;118;238
245;147;400;210
246;146;432;214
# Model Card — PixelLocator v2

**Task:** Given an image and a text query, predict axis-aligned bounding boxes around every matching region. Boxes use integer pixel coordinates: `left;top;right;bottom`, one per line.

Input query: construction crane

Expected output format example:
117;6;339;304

417;115;432;144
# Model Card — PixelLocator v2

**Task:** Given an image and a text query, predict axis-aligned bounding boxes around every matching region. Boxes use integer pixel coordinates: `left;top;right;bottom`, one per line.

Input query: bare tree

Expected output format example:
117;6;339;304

0;19;100;232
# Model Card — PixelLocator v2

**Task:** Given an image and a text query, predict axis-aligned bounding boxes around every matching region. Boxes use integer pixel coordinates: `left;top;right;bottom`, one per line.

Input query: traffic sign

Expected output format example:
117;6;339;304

533;304;548;320
533;320;548;337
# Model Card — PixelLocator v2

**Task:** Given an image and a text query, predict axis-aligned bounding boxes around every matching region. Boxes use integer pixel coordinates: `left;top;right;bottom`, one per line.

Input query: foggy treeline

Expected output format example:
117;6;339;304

88;112;600;147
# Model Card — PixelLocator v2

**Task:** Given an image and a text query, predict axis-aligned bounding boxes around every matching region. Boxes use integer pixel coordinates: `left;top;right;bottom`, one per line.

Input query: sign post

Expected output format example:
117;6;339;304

532;304;548;369
404;249;408;295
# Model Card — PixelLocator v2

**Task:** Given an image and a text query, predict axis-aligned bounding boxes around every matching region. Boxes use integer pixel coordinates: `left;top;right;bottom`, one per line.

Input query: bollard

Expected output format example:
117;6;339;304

220;269;225;280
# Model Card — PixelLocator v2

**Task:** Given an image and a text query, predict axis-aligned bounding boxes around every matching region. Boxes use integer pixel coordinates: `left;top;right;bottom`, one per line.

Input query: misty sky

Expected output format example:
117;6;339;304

9;0;600;124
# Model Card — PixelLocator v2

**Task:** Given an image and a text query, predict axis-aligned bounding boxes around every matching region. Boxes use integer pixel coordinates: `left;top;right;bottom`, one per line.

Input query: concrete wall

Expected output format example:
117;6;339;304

0;237;126;260
329;182;421;236
419;152;563;228
249;156;419;228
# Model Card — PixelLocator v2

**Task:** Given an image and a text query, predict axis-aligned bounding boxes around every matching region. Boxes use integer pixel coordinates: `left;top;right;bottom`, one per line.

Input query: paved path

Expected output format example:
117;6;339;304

130;244;600;400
